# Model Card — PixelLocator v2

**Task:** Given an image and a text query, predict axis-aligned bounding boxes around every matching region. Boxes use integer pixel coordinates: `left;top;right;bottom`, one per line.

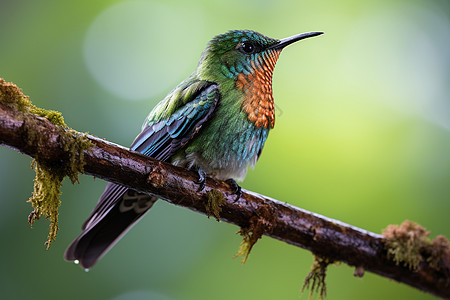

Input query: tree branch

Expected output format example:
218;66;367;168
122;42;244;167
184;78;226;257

0;83;449;298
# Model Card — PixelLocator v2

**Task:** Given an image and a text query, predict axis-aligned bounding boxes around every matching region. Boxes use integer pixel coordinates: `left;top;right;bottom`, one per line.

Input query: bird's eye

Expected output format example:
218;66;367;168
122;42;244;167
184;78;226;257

239;41;255;54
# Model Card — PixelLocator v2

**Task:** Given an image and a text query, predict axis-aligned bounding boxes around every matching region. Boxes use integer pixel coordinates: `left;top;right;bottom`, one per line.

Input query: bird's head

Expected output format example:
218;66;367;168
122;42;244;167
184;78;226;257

197;30;323;128
197;30;322;82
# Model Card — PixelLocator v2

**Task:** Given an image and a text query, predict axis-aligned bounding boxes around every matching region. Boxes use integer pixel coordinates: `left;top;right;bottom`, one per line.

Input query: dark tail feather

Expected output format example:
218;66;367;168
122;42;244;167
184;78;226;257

64;186;157;269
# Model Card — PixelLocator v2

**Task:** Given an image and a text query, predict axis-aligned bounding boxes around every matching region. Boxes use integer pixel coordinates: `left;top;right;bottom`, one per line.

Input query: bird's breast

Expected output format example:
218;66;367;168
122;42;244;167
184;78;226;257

171;115;269;181
236;50;280;129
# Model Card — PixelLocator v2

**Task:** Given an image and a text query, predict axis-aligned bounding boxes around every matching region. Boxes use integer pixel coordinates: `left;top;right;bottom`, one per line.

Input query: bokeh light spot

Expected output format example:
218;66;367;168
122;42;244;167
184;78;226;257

84;0;206;101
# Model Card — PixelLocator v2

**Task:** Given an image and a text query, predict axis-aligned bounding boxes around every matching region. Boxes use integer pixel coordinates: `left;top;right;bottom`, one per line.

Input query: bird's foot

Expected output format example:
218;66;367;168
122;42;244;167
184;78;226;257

194;168;207;192
225;178;242;202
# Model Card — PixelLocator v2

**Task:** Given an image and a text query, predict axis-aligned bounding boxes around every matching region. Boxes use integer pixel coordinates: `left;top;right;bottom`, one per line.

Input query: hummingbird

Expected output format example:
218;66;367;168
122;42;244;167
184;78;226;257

64;29;323;269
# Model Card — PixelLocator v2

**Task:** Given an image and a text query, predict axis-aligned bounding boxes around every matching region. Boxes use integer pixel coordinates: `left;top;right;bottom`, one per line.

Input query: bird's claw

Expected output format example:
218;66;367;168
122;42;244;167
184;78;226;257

225;178;242;202
195;168;207;192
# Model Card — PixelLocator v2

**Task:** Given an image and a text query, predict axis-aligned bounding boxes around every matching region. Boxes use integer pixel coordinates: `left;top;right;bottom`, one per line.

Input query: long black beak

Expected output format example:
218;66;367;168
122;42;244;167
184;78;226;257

269;31;323;50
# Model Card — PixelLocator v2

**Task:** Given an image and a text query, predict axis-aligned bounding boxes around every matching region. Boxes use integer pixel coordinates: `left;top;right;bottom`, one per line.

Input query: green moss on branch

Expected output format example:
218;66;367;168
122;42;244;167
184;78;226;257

302;255;332;300
234;204;275;264
205;189;225;221
0;78;92;247
383;220;450;272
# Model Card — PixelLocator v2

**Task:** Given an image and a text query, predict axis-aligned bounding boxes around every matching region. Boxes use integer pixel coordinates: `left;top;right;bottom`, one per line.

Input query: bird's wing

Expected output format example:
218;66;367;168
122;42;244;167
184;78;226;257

65;81;221;268
80;81;220;230
130;81;220;160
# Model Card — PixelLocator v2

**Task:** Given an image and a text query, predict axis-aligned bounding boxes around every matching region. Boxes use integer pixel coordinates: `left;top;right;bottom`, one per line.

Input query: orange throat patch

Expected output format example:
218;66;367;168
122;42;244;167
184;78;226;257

236;50;280;129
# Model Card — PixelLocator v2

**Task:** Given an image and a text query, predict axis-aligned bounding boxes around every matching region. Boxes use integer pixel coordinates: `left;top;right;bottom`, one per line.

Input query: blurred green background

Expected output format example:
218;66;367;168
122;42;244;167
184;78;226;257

1;0;449;299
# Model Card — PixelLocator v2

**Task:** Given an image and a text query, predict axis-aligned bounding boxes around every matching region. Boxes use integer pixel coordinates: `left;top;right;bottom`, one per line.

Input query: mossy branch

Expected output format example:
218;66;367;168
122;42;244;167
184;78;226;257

0;79;92;247
0;78;449;299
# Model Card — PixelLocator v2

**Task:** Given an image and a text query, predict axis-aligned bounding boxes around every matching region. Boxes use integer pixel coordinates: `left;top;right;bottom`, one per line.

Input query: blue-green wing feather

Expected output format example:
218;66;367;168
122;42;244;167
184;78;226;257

130;82;219;160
